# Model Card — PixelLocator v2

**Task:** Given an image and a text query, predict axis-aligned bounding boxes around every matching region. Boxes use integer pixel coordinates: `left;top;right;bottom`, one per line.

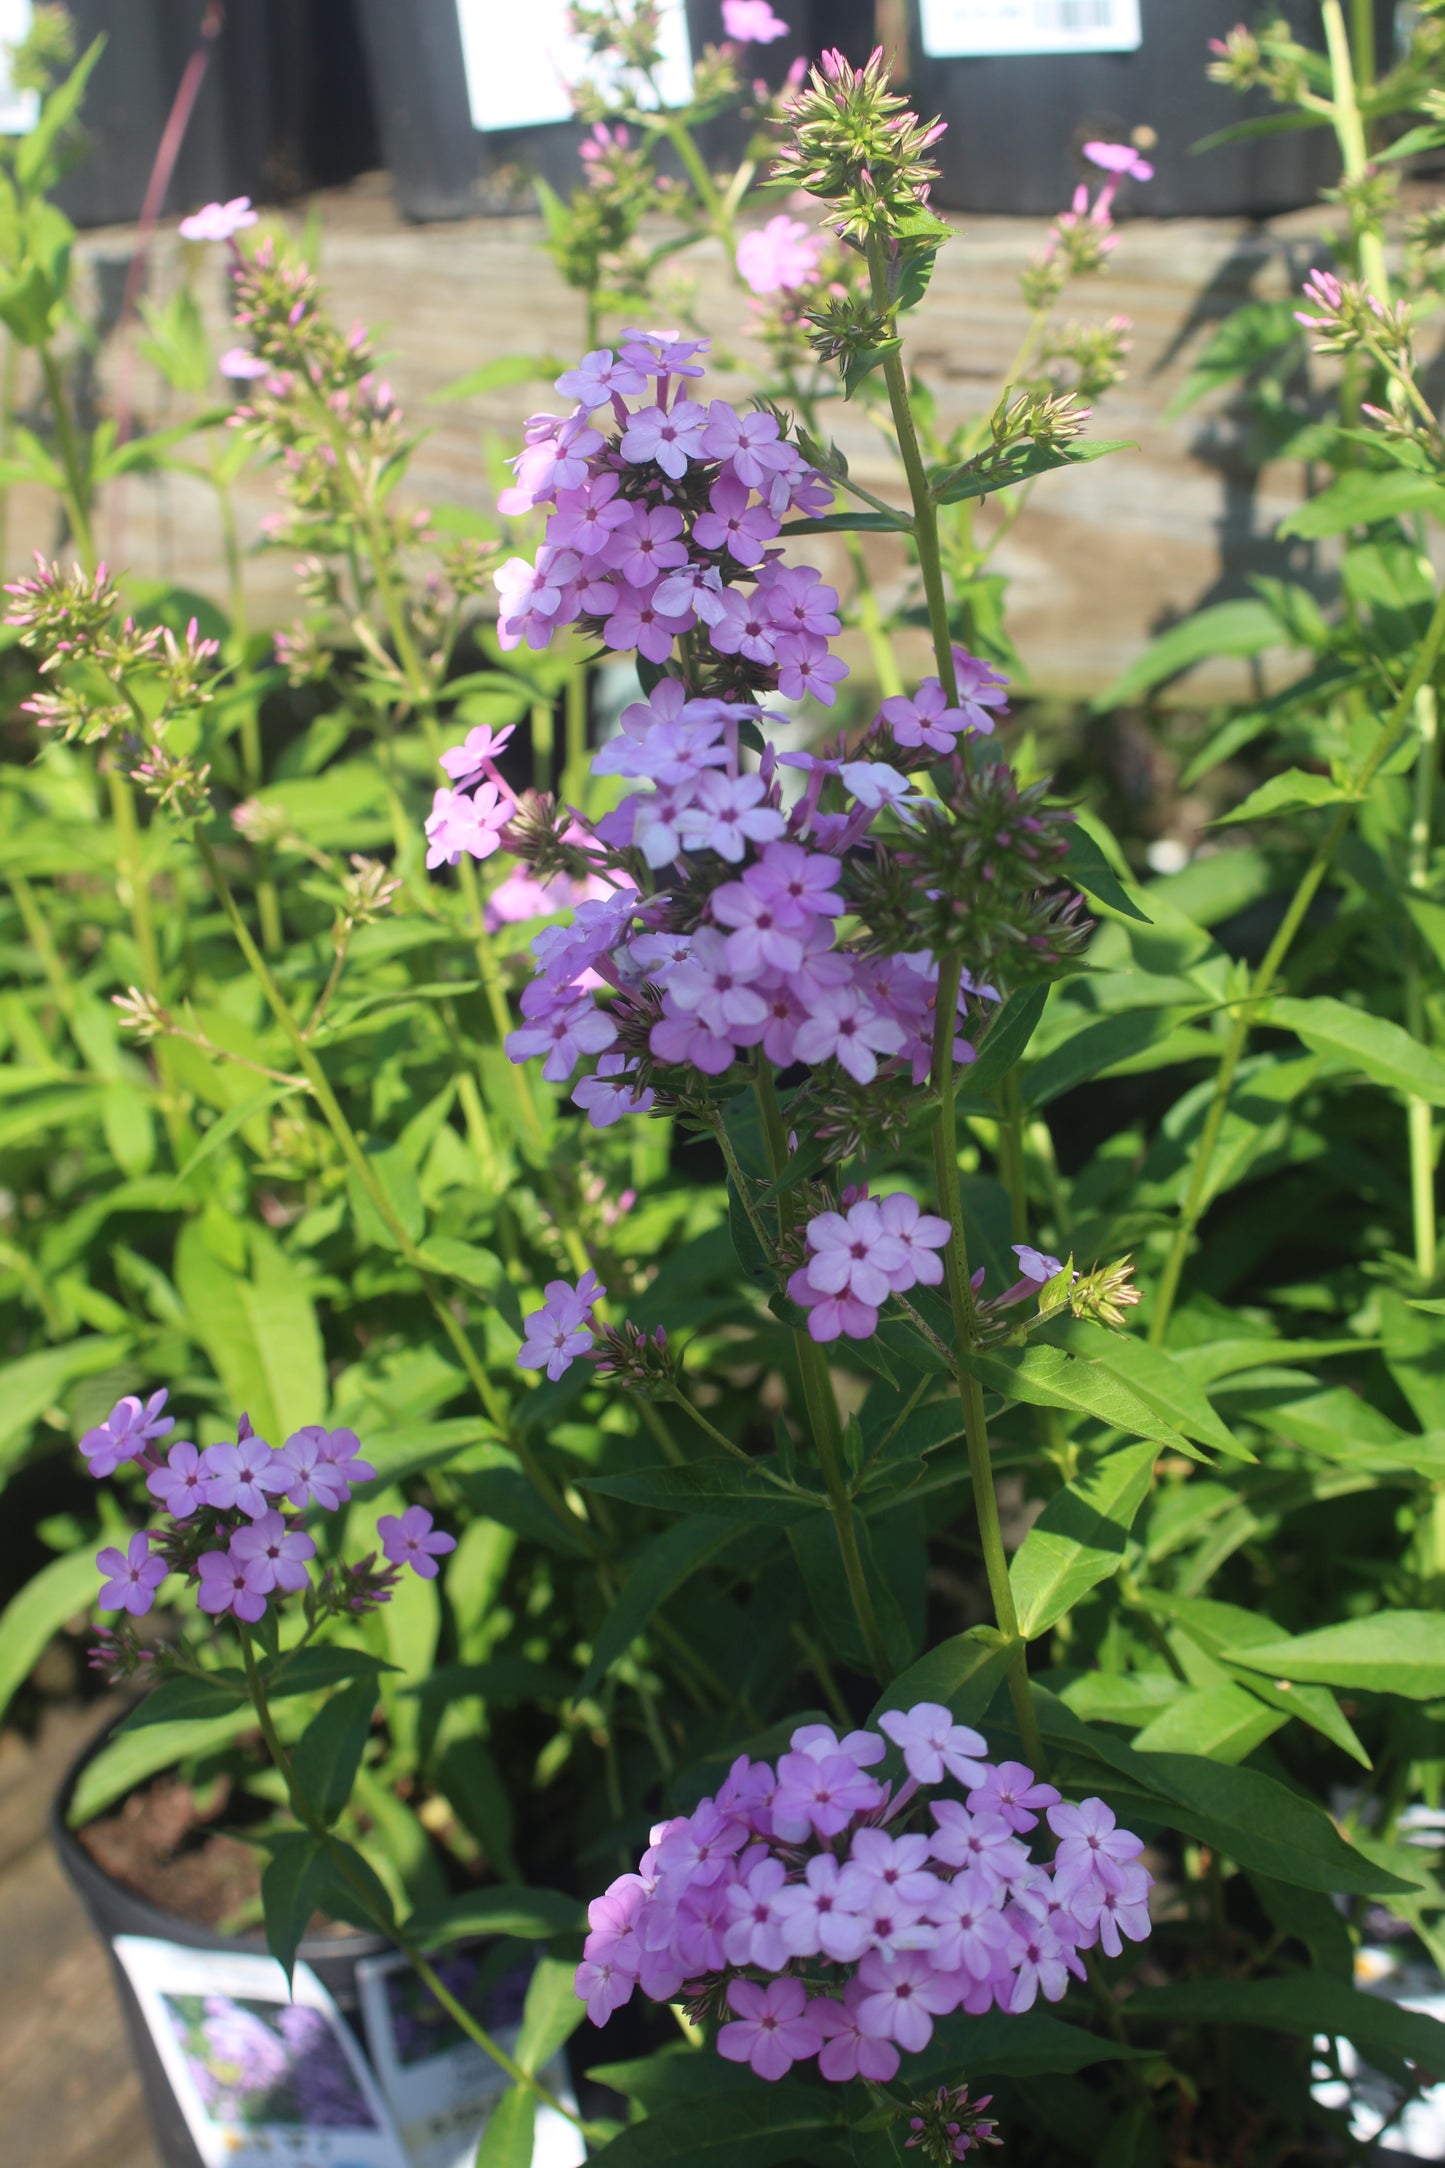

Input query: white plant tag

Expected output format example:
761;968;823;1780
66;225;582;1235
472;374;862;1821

920;0;1142;57
0;0;38;134
456;0;693;134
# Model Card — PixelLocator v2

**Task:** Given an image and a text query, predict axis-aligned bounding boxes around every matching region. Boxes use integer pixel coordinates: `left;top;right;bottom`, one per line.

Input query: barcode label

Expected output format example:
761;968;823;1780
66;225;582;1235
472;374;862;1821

919;0;1142;57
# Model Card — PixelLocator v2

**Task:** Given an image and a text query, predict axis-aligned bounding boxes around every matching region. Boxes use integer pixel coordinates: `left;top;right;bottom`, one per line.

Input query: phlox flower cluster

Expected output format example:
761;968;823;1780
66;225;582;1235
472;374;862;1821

80;1390;454;1631
574;1708;1152;2082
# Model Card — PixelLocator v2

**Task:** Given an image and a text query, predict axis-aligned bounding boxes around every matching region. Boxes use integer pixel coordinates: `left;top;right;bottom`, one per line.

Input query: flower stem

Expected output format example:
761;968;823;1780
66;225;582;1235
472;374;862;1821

1407;686;1439;1281
237;1635;593;2135
932;953;1045;1770
1150;581;1445;1341
1321;0;1389;302
39;342;95;570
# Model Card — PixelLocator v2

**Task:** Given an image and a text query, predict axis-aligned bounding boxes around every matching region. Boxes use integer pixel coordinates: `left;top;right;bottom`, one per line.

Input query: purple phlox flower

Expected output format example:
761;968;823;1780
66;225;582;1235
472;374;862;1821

201;1432;282;1518
799;1200;910;1311
575;1953;634;2025
653;1800;748;1894
710;873;808;974
675;1871;738;1976
751;839;844;921
928;1801;1031;1888
573;1052;655;1128
691;472;780;565
676;769;786;861
179;196;257;242
146;1440;207;1519
772;1747;883;1841
506;992;617;1082
845;1827;943;1910
1083;139;1154;183
439;721;516;785
775;1851;871;1963
722;0;789;42
839;760;926;817
498;411;603;515
1000;1898;1081;2010
717;1976;823;2083
425;781;513;868
274;1425;352;1510
1047;1796;1145;1894
876;1194;952;1291
967;1760;1061;1833
516;1271;603;1380
315;1426;376;1489
1297;266;1346;331
777;643;849;705
708;584;780;667
603;579;690;666
1014;1244;1065;1284
854;1947;956;2053
548;473;634;557
791;1719;886;1766
665;926;769;1038
219;346;268;380
376;1504;458;1580
618;328;708;379
814;1979;901;2083
953;647;1010;733
196;1547;269;1622
1065;1860;1153;1958
591;706;728;786
794;983;906;1085
700;401;795;489
723;1854;793;1970
737;212;823;295
880;1702;988;1787
229;1509;316;1595
760;562;841;641
583;1874;646;1979
879;678;969;755
96;1532;167;1616
80;1389;175;1478
786;1267;880;1345
927;1867;1011;1981
620;399;708;480
604;500;689;587
554;348;649;406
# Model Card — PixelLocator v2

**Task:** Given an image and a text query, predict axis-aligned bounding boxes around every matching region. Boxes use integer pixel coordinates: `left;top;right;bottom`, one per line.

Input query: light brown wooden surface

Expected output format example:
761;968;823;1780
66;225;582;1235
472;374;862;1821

17;173;1346;704
0;1704;157;2168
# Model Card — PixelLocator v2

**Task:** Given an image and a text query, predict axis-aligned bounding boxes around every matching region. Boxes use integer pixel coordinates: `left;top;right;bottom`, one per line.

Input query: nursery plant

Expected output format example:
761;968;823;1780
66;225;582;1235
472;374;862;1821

8;5;1445;2166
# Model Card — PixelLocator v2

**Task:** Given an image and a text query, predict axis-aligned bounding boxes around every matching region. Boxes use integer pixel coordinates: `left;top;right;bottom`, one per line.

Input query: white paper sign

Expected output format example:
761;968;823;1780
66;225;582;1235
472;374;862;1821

0;0;38;135
456;0;693;134
920;0;1142;57
112;1937;409;2168
357;1949;586;2168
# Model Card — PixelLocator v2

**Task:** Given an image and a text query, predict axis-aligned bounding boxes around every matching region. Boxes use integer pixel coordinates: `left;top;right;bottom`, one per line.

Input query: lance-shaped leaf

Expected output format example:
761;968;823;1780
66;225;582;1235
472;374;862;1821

931;436;1133;507
576;1518;746;1700
261;1832;326;1988
1009;1443;1157;1637
958;1343;1192;1453
1223;1612;1445;1701
1267;995;1445;1105
580;1457;825;1525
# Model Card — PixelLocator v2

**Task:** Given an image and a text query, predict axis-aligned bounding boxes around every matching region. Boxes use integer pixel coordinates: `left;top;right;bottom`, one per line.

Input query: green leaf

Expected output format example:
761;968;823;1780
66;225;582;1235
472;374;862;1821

868;1626;1013;1731
1214;768;1351;824
431;353;567;403
1266;994;1445;1106
573;2084;837;2167
1224;1612;1445;1700
1380;1287;1445;1432
1143;1594;1370;1767
415;1236;524;1336
404;1885;586;1948
1009;1444;1157;1637
0;1335;131;1477
117;1673;248;1729
260;1832;326;1987
1022;1010;1200;1111
1278;467;1445;538
348;1145;425;1251
778;509;912;536
1090;599;1285;712
962;985;1050;1103
576;1518;743;1700
170;1083;305;1192
475;2086;537;2168
0;1547;100;1724
175;1221;326;1442
580;1458;823;1525
67;1711;257;1827
516;1955;586;2074
1049;1320;1251;1461
1123;1974;1445;2082
912;2008;1147;2083
1059;824;1151;923
1132;1682;1285;1763
290;1679;378;1826
267;1647;402;1698
932;437;1134;508
959;1344;1191;1453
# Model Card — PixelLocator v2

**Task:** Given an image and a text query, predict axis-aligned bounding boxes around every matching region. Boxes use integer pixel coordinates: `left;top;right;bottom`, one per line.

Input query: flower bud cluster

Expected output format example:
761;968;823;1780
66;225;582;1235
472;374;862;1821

772;46;947;244
574;1709;1152;2081
79;1390;455;1637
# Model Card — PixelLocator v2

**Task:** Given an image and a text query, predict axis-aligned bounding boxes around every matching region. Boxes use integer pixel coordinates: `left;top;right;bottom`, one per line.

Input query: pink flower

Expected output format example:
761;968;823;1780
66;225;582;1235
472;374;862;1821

573;1053;655;1128
424;782;512;868
96;1532;167;1616
179;196;257;242
700;401;795;489
620;400;708;479
1047;1797;1145;1894
146;1439;208;1519
854;1947;957;2053
80;1389;175;1478
202;1431;282;1518
813;1980;901;2083
439;722;516;786
967;1761;1061;1833
691;473;779;566
574;1956;634;2025
273;1426;352;1510
772;1748;883;1841
722;0;789;41
606;503;689;587
376;1504;457;1579
723;1854;792;1970
717;1977;823;2082
219;346;268;379
879;1702;988;1787
927;1867;1011;1981
230;1510;316;1595
197;1547;268;1622
1014;1244;1064;1284
1067;1861;1153;1958
506;993;617;1082
879;678;968;755
774;1852;870;1963
517;1272;602;1380
555;348;648;405
676;771;786;862
737;213;823;295
1083;140;1154;183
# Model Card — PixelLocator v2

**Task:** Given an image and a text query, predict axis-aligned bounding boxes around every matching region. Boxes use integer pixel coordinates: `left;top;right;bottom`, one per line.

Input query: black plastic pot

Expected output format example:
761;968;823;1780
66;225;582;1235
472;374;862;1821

52;0;378;231
902;0;1399;219
353;0;811;221
51;1709;392;2168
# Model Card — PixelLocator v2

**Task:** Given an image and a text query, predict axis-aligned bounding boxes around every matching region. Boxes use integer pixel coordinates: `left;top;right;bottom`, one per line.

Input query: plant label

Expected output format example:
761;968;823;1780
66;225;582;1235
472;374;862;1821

920;0;1142;56
456;0;693;134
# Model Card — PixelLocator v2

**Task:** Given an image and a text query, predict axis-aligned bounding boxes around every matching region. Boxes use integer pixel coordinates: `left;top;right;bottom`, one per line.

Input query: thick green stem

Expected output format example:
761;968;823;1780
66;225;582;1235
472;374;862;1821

998;1069;1029;1245
864;234;958;706
1151;581;1445;1340
39;342;94;569
932;954;1045;1769
1407;686;1439;1280
237;1637;591;2133
752;1065;894;1683
1322;0;1389;302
